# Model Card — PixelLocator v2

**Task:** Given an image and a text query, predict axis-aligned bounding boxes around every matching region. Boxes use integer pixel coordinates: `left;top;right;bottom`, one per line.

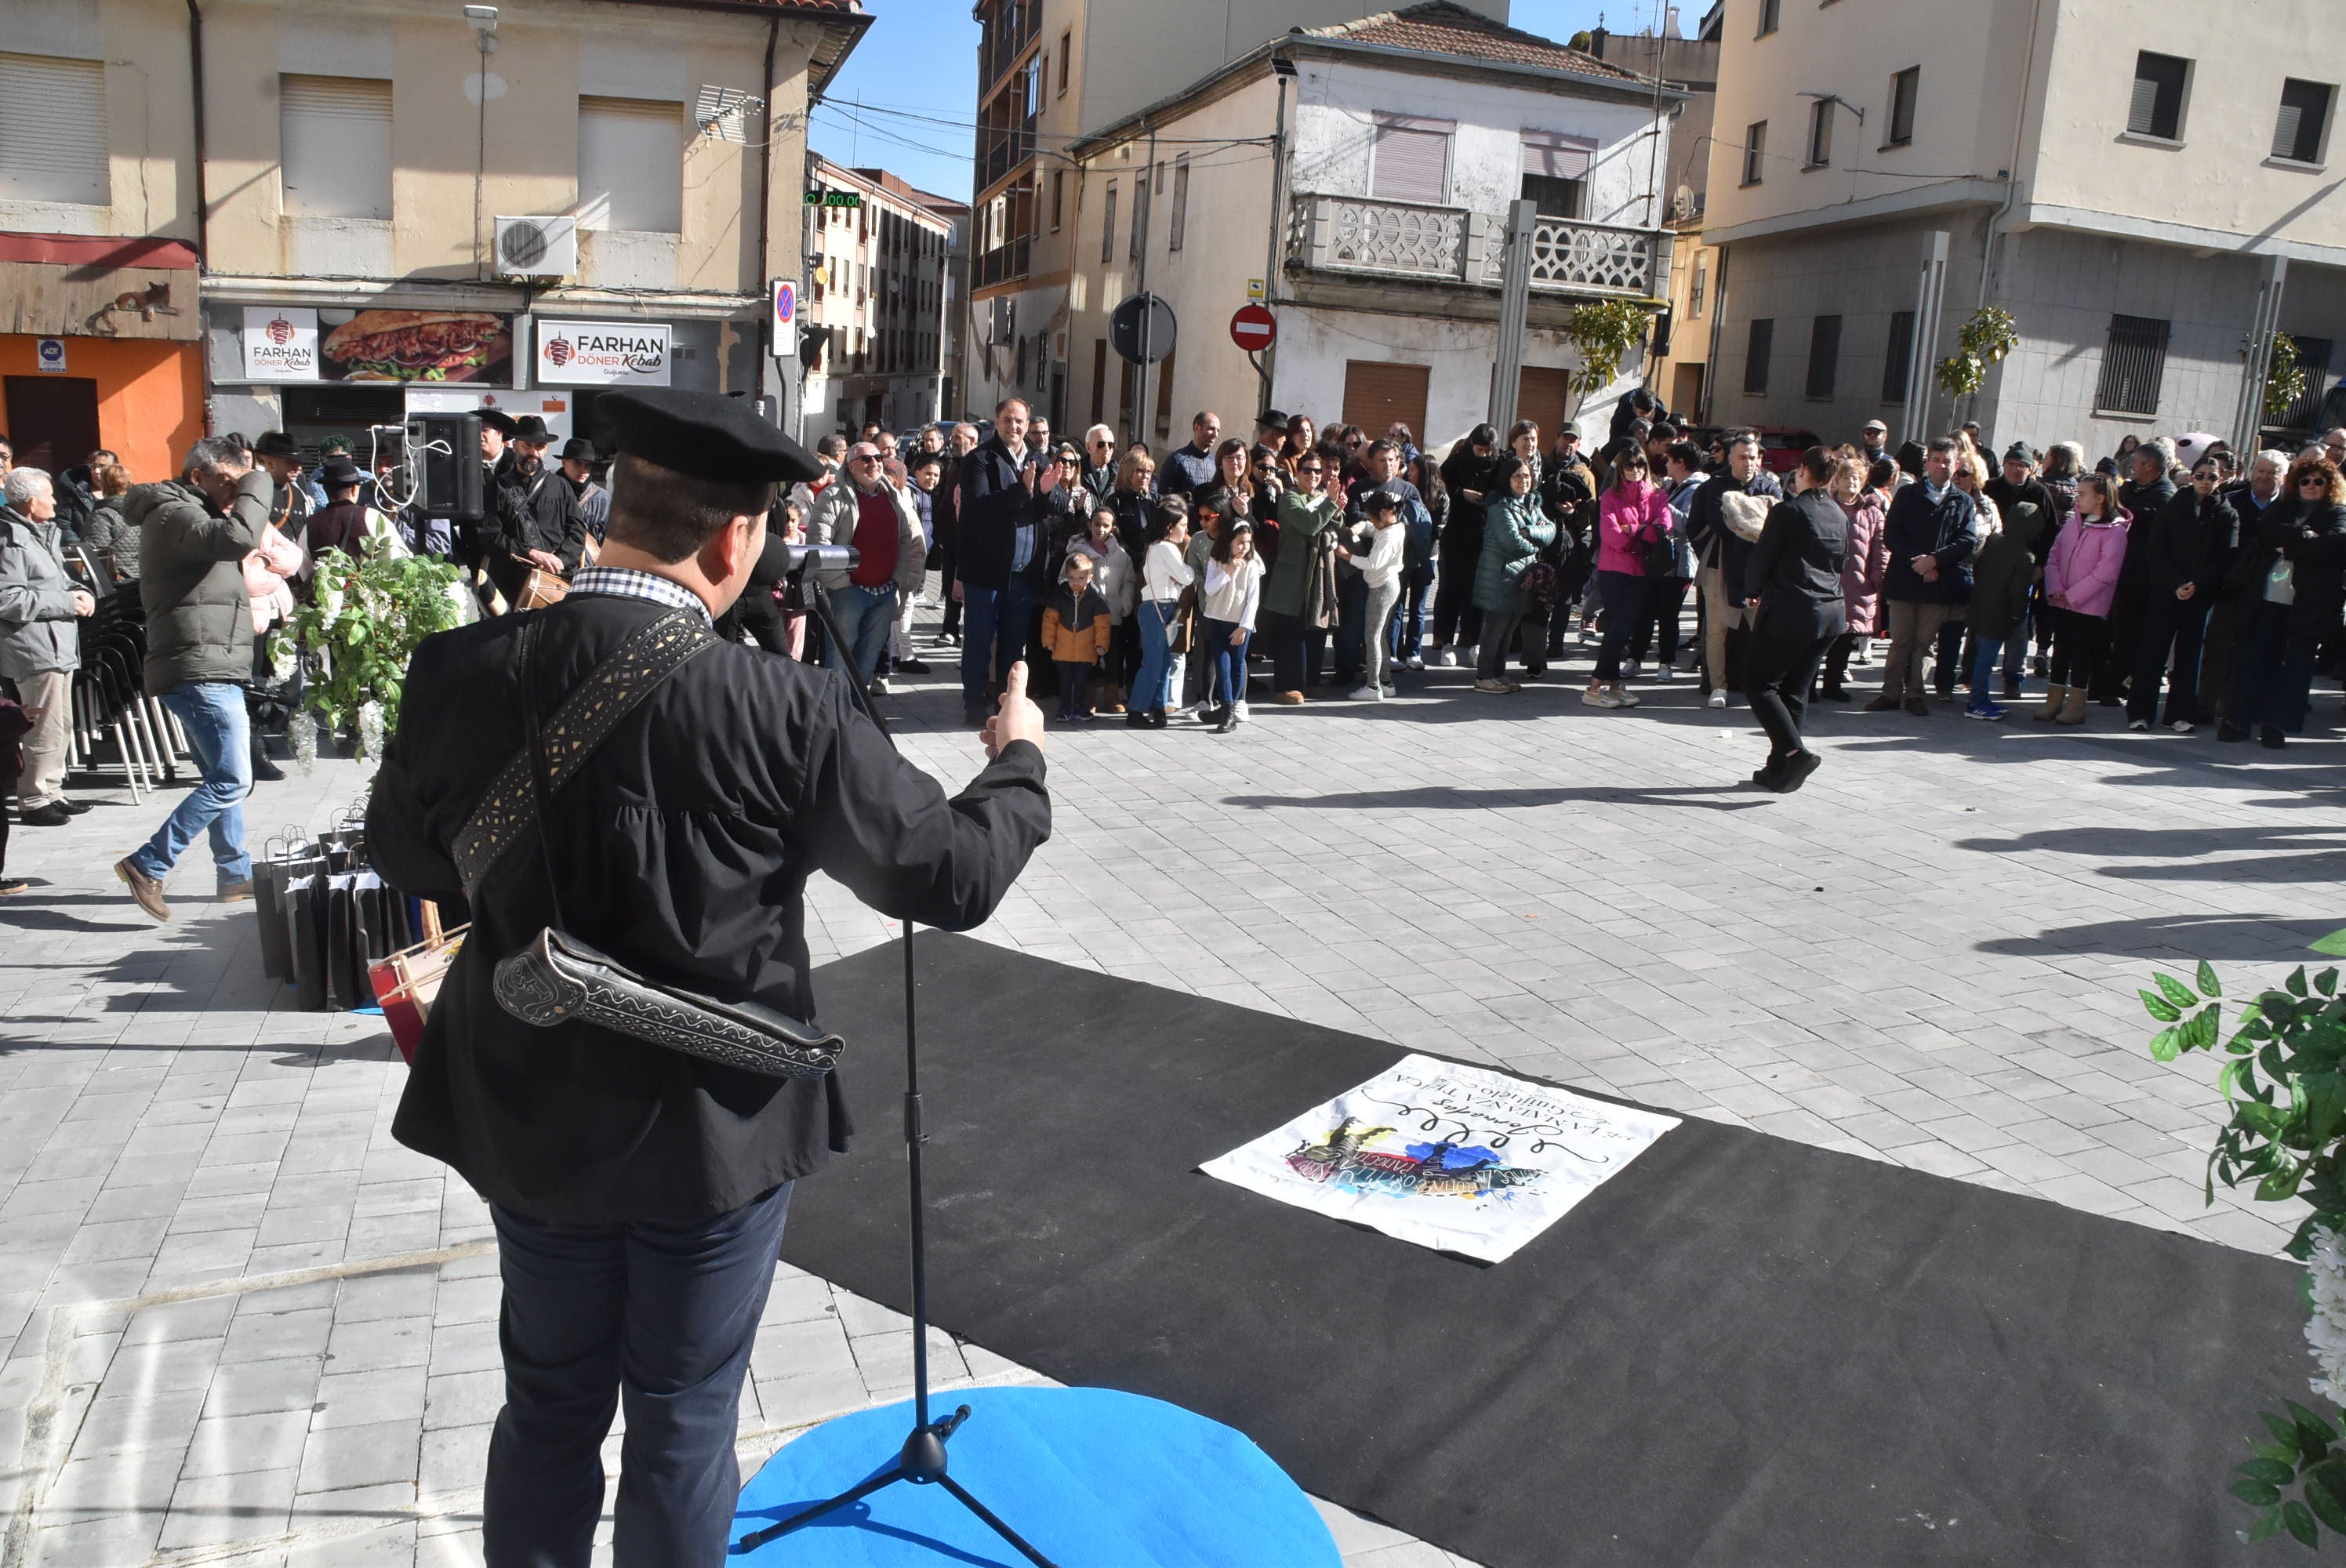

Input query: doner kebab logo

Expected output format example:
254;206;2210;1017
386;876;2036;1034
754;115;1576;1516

544;334;574;368
267;316;295;345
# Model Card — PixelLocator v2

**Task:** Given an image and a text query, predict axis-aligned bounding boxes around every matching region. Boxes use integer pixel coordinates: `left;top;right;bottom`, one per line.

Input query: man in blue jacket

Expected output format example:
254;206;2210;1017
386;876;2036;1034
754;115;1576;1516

1867;436;1978;715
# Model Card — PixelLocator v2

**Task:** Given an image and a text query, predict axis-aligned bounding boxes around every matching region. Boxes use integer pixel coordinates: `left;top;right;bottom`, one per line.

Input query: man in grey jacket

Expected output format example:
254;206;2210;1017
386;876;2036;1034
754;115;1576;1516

0;468;97;826
114;436;270;921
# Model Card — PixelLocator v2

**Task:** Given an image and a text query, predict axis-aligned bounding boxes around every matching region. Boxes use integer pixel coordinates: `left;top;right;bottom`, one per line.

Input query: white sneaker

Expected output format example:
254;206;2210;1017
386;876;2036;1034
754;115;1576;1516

869;676;891;696
1614;686;1641;708
1624;662;1645;679
1654;665;1676;682
2169;718;2196;734
1349;684;1382;701
1705;691;1727;710
1233;701;1251;723
1404;654;1425;670
1582;684;1623;708
1434;648;1458;667
1461;644;1479;668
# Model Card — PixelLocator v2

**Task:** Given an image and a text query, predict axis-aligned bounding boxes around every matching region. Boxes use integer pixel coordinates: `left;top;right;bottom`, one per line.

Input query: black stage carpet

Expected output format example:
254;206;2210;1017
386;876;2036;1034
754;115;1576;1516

786;933;2304;1566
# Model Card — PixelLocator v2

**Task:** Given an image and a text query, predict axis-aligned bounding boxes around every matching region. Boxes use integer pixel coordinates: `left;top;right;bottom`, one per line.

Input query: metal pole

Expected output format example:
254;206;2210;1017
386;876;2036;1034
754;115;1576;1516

1901;230;1950;448
2234;255;2289;453
1260;71;1291;412
1488;198;1535;435
1135;128;1156;450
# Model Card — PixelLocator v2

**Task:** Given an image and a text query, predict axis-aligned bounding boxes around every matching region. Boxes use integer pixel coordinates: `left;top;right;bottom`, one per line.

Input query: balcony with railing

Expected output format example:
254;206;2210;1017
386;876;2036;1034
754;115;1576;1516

1284;194;1665;302
978;0;1042;93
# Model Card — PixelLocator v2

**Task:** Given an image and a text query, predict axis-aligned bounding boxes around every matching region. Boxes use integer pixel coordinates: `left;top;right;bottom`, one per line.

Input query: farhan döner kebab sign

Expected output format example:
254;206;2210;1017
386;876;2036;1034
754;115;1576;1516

535;321;672;386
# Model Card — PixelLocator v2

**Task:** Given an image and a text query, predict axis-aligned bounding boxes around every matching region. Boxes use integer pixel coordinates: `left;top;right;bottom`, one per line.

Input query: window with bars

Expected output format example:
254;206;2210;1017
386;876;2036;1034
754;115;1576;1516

1807;315;1841;398
1745;318;1774;395
1887;67;1919;147
1882;310;1915;404
0;53;109;206
1806;100;1833;167
1741;121;1767;185
2128;53;2189;141
2275;78;2334;164
2095;314;2170;416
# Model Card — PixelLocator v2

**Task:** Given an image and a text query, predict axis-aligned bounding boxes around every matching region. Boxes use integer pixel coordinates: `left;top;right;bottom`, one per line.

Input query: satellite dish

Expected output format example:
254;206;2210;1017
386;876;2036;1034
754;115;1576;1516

1671;184;1696;222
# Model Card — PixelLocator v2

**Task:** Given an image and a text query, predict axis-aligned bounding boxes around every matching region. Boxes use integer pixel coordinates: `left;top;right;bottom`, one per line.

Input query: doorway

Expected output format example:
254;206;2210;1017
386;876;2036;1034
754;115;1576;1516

5;376;101;474
1341;360;1429;444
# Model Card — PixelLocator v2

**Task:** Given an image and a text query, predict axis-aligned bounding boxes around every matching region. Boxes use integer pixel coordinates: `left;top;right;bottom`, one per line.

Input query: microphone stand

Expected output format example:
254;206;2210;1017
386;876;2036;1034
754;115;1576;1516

735;572;1057;1567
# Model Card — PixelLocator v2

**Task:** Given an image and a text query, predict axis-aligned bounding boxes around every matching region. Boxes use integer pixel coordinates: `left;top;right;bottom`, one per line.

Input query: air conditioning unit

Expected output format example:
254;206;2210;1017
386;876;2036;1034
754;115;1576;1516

494;216;578;278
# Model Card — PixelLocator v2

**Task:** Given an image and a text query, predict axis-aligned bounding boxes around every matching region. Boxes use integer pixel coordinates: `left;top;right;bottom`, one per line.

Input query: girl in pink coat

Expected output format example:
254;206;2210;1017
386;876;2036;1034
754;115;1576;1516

1818;456;1888;699
2039;472;2130;725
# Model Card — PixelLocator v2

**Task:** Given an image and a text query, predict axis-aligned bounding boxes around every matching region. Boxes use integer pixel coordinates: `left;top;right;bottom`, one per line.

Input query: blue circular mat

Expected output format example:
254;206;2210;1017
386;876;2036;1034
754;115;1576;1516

732;1385;1340;1566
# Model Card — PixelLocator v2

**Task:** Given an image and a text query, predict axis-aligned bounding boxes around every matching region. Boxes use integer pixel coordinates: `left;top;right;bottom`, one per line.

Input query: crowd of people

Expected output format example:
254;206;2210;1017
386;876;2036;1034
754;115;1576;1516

2;392;2343;895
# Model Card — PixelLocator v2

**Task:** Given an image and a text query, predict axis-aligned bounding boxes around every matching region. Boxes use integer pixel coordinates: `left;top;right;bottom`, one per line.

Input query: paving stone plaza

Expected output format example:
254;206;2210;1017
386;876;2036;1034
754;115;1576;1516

1;659;2333;1565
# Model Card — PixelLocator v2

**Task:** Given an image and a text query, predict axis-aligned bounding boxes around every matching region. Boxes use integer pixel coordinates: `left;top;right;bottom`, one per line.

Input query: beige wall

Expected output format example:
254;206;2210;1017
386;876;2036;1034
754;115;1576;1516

198;0;813;294
2023;0;2344;255
0;0;199;241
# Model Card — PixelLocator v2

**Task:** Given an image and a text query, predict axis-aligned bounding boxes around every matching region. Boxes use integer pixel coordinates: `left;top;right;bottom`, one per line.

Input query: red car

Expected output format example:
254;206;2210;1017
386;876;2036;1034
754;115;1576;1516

1752;426;1822;474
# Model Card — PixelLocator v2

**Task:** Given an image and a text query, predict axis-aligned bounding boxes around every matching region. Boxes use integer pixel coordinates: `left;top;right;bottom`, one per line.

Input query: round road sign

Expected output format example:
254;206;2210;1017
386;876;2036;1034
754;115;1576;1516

1229;303;1276;352
1109;293;1178;365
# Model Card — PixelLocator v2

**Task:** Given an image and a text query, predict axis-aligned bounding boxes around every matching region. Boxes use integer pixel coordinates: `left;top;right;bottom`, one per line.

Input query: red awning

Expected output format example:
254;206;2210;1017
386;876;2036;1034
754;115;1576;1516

0;234;199;269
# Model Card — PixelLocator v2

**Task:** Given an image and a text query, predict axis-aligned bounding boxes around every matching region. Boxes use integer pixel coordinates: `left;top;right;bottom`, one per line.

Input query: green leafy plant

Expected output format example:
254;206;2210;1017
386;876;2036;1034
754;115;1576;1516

2268;332;2310;424
267;546;468;762
1563;298;1660;423
2147;927;2346;1547
1934;306;2019;399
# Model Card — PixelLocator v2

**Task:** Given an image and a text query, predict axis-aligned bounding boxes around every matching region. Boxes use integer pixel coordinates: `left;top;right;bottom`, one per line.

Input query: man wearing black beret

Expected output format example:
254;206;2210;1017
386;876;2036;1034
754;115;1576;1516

366;386;1051;1566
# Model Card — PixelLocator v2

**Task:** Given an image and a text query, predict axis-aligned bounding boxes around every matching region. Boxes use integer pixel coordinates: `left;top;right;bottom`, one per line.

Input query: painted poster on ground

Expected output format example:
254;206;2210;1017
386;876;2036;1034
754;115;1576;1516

1200;1054;1680;1263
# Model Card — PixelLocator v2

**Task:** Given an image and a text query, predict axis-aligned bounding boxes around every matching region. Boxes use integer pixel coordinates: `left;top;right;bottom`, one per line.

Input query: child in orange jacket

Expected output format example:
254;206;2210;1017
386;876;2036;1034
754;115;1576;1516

1041;551;1113;720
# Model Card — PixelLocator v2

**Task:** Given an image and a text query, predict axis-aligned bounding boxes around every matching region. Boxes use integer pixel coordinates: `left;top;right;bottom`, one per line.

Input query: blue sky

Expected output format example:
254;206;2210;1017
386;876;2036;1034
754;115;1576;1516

809;0;1632;202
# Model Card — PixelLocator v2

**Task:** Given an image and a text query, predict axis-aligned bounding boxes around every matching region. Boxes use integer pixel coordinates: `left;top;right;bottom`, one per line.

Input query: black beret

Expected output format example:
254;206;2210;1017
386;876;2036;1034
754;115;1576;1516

593;387;822;485
474;406;520;437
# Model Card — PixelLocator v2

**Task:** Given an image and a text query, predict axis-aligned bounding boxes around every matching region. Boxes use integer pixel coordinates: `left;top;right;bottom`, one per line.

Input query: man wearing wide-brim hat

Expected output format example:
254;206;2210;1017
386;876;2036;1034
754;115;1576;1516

365;387;1051;1566
481;414;585;605
557;436;609;543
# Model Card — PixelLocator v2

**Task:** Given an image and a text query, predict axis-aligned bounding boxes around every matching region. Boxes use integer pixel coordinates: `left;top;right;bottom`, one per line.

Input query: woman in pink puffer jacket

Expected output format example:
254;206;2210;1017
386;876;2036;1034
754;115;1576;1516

2038;471;2130;725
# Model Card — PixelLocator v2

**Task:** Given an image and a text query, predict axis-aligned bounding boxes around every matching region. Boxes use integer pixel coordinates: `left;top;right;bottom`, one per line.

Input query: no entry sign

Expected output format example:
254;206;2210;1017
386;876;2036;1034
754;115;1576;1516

1229;303;1276;351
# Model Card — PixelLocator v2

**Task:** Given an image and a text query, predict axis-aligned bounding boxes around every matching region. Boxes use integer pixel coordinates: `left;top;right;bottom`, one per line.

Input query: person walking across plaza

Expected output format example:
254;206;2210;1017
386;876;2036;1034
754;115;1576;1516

365;387;1050;1568
1743;447;1848;792
0;469;96;826
114;437;271;920
1868;437;1978;717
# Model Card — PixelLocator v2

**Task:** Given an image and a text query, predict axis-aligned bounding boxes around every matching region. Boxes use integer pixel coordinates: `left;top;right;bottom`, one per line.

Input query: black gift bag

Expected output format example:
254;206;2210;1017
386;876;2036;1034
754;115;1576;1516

285;872;329;1012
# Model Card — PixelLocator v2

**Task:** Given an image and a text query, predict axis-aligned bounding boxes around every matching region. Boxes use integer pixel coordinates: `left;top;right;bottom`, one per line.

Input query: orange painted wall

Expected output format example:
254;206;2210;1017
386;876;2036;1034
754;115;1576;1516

0;336;204;486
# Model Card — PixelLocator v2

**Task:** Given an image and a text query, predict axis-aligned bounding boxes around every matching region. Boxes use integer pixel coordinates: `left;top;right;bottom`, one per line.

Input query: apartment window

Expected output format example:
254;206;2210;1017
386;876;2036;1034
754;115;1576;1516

0;53;109;205
1741;121;1767;185
1169;157;1189;251
2128;52;2189;142
281;75;391;221
1091;339;1107;423
1887;67;1919;147
1882;310;1914;404
1130;176;1146;260
1521;130;1593;217
1745;318;1774;395
1756;0;1780;37
1806;99;1833;168
1690;256;1707;318
1101;181;1117;264
1154;349;1175;440
2096;314;2170;416
579;96;683;231
1806;315;1841;398
2275;79;2335;165
1051;169;1064;231
1370;114;1452;204
1057;31;1071;96
1153;160;1166;197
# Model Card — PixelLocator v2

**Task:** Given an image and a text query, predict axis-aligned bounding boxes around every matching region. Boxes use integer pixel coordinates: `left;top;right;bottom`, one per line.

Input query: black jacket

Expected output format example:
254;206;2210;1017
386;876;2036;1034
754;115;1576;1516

2141;488;2235;597
1686;468;1783;607
1881;481;1978;604
2116;476;2177;583
955;434;1044;590
1745;488;1850;641
2237;497;2346;653
366;593;1051;1221
1984;475;2056;566
486;460;586;573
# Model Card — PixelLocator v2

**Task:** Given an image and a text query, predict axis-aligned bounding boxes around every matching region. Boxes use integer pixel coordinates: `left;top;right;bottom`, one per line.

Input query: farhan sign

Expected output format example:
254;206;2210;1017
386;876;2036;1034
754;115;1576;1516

242;307;320;381
535;321;671;386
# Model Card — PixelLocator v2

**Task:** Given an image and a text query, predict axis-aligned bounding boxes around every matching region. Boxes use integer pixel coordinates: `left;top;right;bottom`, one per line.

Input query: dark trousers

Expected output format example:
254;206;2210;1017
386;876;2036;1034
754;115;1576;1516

1629;576;1692;666
1056;659;1095;717
934;547;960;633
2128;591;2210;724
1432;518;1484;649
1749;626;1835;766
1391;568;1431;661
484;1182;794;1568
1259;608;1307;692
1332;571;1370;685
958;575;1037;714
1931;615;1967;698
2092;578;2149;700
1592;571;1650;682
2047;606;2109;690
2232;599;2317;732
1819;630;1860;694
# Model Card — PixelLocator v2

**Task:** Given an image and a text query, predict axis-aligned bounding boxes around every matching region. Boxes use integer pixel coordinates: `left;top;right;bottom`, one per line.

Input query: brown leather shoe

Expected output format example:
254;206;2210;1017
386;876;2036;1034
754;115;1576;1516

1273;690;1305;705
115;858;170;923
216;879;254;902
1862;695;1901;712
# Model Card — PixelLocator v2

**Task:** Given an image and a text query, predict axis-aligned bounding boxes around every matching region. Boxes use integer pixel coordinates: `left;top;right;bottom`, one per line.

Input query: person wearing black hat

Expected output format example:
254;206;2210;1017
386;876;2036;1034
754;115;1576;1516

365;386;1051;1566
557;436;610;544
250;430;314;531
302;457;376;563
481;414;586;606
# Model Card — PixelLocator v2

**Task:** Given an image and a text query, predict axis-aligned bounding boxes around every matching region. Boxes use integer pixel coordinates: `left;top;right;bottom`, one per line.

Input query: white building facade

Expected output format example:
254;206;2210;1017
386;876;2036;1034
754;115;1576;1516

1699;0;2344;452
1065;4;1676;455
